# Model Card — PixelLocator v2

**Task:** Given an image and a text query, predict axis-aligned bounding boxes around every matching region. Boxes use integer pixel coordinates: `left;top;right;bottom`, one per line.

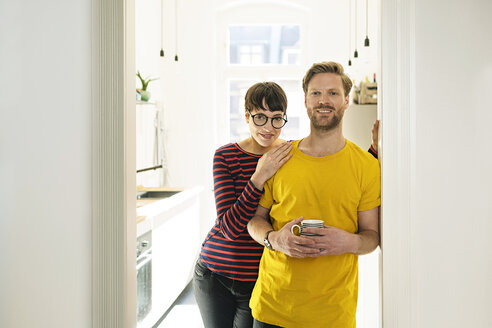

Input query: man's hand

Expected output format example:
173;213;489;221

269;217;320;258
302;225;358;256
302;207;380;256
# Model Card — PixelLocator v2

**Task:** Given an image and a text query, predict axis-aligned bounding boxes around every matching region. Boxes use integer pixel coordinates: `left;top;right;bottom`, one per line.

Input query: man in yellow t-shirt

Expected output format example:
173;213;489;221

247;61;381;328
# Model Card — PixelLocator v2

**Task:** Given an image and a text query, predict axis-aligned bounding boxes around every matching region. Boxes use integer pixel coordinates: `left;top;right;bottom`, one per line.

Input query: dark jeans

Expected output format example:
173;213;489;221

253;319;283;328
193;258;256;328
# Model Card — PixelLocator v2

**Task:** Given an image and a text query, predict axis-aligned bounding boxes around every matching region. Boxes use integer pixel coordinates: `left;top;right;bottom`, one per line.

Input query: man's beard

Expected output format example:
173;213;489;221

310;105;342;131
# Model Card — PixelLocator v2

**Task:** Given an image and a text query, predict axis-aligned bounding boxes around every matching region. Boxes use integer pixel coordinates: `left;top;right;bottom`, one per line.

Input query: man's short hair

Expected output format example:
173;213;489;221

302;62;353;97
245;82;287;113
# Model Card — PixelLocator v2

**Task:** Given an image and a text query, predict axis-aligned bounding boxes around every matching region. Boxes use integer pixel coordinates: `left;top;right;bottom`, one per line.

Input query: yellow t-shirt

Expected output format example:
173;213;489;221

250;139;381;328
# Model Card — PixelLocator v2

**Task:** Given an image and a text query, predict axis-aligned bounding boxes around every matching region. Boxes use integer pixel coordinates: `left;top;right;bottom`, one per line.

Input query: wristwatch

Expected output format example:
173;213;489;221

263;230;275;251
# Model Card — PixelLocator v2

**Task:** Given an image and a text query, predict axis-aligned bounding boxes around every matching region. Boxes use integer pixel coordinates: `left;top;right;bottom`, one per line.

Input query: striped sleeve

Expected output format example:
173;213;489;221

212;149;263;240
368;145;378;159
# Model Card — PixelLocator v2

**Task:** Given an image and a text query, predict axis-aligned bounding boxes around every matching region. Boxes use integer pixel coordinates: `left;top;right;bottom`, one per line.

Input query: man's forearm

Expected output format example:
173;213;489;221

353;229;379;255
247;215;274;245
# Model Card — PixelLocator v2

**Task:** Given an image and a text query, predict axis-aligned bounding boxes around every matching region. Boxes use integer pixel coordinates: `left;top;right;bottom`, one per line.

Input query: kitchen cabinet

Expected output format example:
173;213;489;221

136;186;203;328
344;104;377;150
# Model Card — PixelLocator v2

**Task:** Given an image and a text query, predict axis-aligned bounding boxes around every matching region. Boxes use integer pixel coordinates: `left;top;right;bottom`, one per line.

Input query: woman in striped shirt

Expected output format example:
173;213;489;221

193;82;293;328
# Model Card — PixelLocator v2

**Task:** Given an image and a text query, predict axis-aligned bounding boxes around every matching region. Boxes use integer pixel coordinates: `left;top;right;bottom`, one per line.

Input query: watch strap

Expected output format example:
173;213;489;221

264;230;275;251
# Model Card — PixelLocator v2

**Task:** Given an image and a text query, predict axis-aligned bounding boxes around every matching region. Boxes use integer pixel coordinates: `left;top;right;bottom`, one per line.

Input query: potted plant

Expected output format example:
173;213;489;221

136;71;159;101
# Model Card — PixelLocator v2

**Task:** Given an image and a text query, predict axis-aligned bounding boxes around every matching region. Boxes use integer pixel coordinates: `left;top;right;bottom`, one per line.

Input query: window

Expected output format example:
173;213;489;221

229;25;300;65
225;24;306;143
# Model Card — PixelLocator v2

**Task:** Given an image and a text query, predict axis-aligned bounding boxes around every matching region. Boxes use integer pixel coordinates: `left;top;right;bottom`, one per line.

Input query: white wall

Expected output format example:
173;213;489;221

412;1;492;326
344;104;377;150
382;0;492;327
0;1;92;327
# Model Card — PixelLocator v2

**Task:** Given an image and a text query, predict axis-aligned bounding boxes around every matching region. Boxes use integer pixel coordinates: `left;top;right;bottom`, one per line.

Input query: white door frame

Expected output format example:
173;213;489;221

90;0;415;326
91;0;136;327
380;0;416;327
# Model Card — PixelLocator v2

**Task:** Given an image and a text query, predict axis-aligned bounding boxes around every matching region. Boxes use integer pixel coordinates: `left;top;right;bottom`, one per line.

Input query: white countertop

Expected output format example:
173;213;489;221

136;186;203;237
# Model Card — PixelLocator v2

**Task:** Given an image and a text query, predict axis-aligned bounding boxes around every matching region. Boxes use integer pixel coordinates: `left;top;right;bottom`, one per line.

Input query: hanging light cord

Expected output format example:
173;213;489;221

355;1;357;45
160;0;164;56
355;0;357;46
348;0;352;65
354;0;358;57
174;0;178;61
366;0;368;36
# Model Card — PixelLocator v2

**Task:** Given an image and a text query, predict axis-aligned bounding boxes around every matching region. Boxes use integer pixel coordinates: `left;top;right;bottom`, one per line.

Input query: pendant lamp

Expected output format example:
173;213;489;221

348;0;352;66
354;0;358;58
364;0;370;47
174;0;179;61
159;0;164;56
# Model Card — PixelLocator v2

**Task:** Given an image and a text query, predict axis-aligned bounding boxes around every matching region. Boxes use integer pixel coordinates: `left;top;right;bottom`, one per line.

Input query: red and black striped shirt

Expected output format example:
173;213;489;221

199;143;265;281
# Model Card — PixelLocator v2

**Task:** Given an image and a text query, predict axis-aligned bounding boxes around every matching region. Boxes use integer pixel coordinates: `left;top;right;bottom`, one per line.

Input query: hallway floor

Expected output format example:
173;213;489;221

156;282;204;328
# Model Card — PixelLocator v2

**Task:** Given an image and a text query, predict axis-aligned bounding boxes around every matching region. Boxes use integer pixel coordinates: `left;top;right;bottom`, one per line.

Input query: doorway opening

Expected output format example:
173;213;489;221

133;1;382;327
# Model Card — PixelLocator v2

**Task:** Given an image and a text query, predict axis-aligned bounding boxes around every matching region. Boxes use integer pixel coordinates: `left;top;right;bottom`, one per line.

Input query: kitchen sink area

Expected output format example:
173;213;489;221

137;190;181;199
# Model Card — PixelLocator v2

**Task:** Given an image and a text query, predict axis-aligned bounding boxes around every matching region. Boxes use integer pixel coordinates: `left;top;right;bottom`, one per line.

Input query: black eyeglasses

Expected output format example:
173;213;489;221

247;110;288;129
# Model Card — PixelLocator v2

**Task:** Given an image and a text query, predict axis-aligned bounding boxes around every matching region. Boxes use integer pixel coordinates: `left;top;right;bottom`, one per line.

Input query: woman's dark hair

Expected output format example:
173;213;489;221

244;82;287;113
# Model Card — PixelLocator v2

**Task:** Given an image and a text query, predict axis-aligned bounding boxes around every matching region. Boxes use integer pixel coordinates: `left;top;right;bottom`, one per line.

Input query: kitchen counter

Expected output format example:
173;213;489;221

136;185;203;328
136;186;203;237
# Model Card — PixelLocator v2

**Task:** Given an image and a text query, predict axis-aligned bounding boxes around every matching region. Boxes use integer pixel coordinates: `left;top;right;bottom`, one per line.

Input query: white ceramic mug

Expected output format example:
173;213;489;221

290;219;324;236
